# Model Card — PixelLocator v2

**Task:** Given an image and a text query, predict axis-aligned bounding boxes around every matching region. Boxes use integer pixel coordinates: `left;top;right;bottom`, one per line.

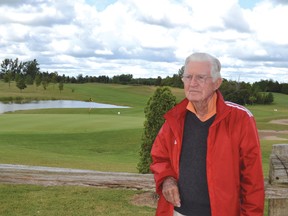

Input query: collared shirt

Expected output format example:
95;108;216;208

186;93;217;122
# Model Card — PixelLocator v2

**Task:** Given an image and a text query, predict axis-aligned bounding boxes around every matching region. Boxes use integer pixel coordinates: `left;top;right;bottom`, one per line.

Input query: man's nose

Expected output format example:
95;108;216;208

189;76;199;84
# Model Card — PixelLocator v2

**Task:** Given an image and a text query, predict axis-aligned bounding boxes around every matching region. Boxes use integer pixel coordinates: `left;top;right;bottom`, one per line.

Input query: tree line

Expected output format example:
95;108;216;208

1;58;288;105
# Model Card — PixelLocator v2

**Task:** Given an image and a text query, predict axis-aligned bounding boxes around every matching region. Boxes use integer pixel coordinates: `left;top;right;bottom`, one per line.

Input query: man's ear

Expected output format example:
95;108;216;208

214;78;222;90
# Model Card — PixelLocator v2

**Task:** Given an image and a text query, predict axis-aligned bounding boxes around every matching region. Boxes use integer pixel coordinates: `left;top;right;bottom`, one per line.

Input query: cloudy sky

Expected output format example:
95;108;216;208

0;0;287;83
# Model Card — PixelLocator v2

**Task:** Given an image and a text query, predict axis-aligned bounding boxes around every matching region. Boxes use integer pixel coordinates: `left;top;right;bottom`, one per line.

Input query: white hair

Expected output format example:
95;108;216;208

184;52;222;81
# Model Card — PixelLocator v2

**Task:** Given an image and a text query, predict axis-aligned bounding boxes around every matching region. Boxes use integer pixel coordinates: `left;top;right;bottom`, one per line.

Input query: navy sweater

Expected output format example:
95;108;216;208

175;111;215;216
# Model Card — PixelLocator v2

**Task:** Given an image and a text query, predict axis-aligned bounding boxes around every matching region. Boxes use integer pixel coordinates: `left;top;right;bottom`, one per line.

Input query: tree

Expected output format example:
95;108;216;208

155;76;162;86
1;59;13;86
281;84;288;94
77;74;85;83
16;77;27;92
42;76;49;90
3;71;13;87
255;92;274;104
58;81;64;93
173;66;184;88
119;74;133;84
35;73;42;89
248;96;257;105
22;59;40;84
138;87;177;173
264;92;274;104
51;72;58;88
161;76;174;86
25;74;34;86
1;58;12;75
112;74;133;84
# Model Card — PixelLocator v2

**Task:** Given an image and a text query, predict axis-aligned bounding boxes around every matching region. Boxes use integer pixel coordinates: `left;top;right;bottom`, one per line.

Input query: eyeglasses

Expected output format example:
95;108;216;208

181;74;212;84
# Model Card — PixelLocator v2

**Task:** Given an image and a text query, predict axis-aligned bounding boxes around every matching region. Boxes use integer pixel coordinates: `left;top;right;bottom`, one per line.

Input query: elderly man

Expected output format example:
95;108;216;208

150;53;264;216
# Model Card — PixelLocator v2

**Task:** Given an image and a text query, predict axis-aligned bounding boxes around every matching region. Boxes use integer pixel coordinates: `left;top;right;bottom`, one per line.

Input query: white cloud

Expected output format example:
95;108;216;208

249;2;288;45
0;0;287;83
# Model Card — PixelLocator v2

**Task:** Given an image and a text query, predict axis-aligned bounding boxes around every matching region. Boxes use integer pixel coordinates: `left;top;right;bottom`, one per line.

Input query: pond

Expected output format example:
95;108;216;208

0;100;129;114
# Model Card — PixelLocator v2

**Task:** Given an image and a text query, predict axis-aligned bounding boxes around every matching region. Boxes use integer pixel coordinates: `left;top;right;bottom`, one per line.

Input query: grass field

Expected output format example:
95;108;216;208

0;80;287;215
0;81;185;172
0;185;155;216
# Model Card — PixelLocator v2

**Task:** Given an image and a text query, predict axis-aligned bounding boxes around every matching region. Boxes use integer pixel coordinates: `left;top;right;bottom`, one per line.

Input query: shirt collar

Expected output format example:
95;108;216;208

186;92;217;122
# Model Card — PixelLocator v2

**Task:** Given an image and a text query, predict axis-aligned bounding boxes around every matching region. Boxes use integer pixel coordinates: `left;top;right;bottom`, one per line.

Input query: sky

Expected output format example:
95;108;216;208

0;0;287;83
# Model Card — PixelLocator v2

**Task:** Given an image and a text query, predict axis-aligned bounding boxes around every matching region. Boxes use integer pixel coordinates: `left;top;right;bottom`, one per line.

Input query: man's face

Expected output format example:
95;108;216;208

182;61;222;103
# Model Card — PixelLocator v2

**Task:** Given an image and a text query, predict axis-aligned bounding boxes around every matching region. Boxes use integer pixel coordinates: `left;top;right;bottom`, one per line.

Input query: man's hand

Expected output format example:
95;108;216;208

162;176;181;207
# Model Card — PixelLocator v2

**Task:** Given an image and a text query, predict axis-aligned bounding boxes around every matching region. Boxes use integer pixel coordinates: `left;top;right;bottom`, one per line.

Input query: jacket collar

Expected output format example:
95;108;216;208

164;90;231;128
213;90;231;125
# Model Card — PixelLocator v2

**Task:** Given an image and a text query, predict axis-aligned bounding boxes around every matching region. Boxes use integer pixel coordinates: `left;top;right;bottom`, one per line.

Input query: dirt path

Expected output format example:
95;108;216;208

259;130;288;140
258;119;288;141
270;119;288;126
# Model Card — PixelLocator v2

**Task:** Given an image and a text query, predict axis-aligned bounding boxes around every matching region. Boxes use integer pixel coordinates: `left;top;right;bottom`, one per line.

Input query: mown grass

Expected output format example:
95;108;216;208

0;80;287;215
0;184;155;216
247;92;288;176
0;81;184;172
247;93;288;131
0;129;143;172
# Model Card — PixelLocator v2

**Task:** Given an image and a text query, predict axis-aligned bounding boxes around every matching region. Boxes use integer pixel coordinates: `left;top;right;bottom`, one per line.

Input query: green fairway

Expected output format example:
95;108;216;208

0;111;144;172
0;113;143;134
0;129;143;172
0;81;184;172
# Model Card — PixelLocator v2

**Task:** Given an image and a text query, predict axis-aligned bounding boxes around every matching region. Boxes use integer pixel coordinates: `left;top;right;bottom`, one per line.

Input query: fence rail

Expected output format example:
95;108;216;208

267;144;288;216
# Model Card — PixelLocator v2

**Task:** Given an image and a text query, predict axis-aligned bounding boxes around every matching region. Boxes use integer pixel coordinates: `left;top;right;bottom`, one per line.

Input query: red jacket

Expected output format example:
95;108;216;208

150;91;265;216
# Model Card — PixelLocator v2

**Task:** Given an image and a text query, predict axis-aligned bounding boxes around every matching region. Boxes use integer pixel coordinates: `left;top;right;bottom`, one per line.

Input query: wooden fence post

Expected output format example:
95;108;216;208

267;144;288;216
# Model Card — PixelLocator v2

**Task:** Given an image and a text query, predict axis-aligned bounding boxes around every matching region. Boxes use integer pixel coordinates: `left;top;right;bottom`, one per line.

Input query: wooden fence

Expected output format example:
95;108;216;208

266;144;288;216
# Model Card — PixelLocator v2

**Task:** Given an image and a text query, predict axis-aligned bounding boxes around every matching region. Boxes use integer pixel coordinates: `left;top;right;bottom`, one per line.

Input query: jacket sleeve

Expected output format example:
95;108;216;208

150;121;177;194
239;116;265;216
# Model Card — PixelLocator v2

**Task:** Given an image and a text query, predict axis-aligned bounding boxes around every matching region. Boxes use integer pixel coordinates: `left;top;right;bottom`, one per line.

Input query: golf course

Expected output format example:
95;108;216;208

0;80;288;215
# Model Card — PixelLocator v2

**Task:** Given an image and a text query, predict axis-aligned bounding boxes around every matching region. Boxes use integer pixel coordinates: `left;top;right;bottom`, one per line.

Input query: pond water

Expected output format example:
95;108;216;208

0;100;129;114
